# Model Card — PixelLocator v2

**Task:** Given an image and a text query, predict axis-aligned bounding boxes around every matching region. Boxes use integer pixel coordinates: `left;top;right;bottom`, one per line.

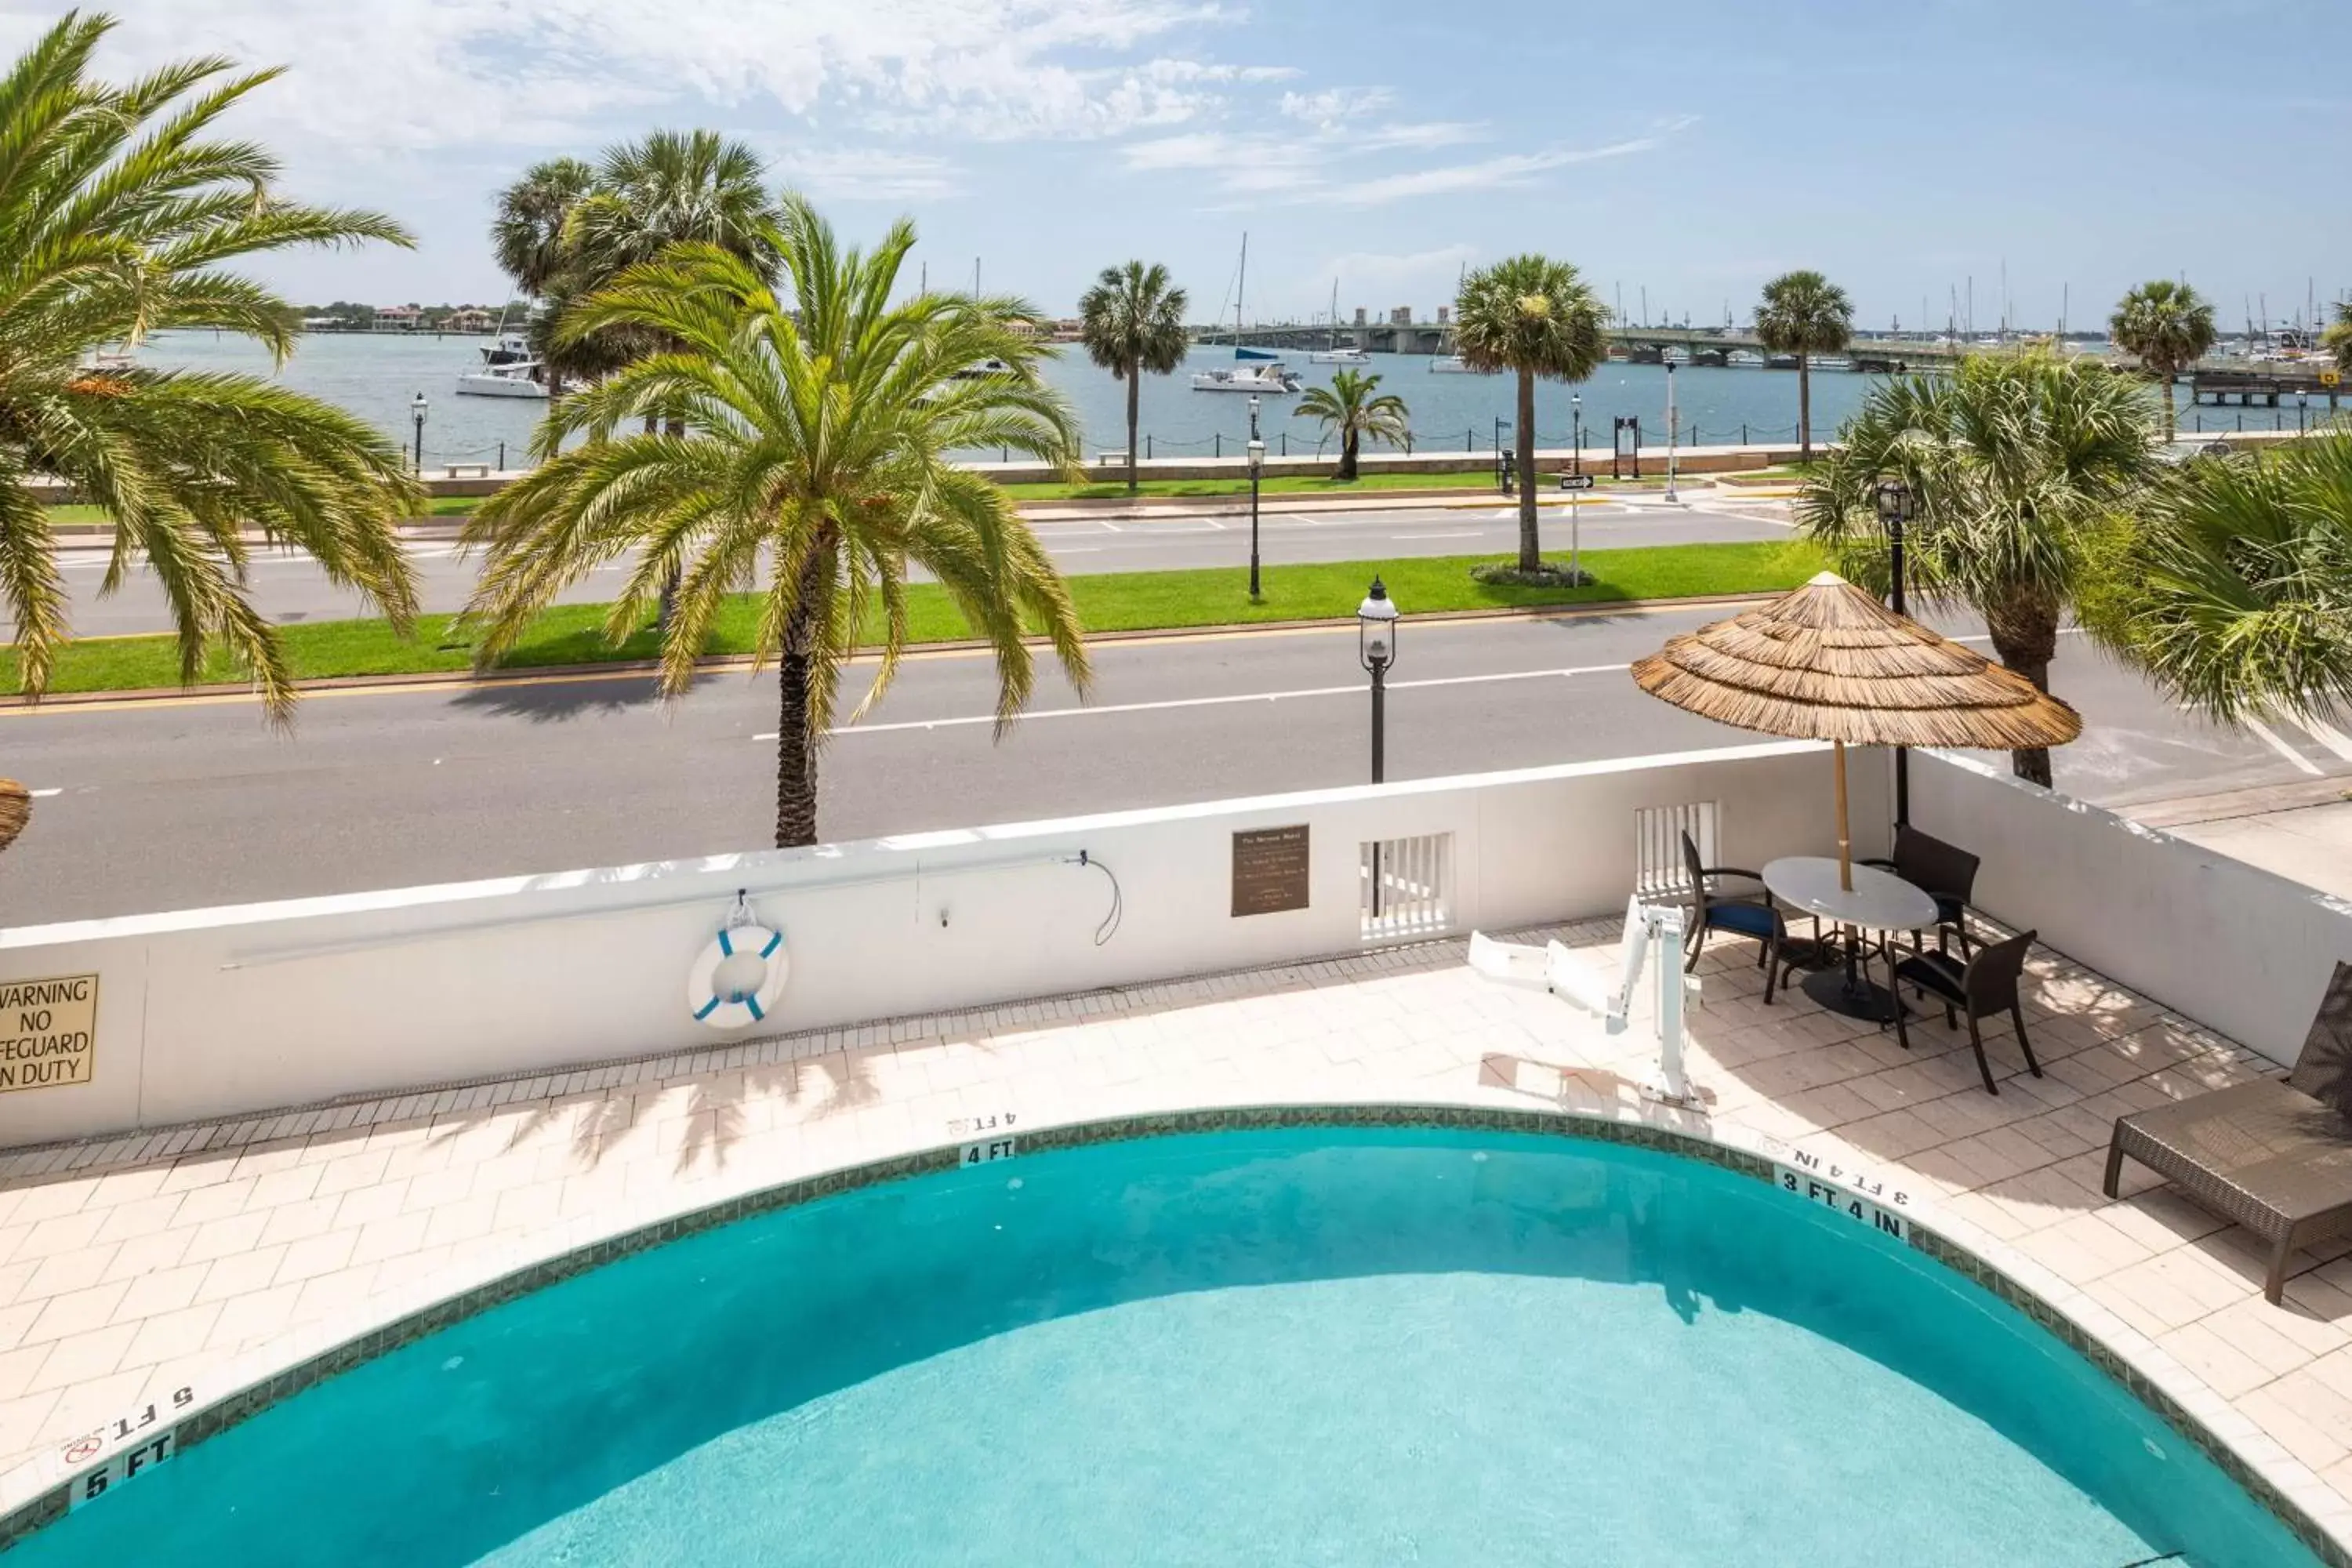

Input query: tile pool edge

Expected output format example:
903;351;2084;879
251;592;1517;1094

3;1102;2347;1566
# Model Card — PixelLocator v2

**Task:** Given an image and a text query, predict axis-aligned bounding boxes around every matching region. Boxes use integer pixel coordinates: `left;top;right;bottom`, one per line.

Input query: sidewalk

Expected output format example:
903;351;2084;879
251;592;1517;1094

2129;782;2352;902
52;483;1766;549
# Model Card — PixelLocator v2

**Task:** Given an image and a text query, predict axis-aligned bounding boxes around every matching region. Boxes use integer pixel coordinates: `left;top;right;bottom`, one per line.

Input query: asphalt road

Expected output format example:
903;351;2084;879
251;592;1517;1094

41;495;1788;637
2;604;2332;924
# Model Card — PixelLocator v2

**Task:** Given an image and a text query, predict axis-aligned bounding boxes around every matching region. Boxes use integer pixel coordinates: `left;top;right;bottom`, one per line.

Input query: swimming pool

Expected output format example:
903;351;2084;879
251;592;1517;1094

15;1125;2324;1566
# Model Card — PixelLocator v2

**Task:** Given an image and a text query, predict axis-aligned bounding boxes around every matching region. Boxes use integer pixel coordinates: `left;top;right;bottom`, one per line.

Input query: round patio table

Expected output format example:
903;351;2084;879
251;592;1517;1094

1762;855;1939;1022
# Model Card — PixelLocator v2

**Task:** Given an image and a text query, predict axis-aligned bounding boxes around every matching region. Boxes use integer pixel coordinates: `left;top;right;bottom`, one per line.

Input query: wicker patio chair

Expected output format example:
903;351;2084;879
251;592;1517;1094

1679;830;1814;1004
1863;824;1980;960
2103;961;2352;1305
1889;929;2041;1096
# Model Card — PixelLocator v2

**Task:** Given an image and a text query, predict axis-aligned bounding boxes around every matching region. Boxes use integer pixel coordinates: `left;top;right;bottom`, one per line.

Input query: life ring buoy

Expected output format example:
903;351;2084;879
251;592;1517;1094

687;923;789;1029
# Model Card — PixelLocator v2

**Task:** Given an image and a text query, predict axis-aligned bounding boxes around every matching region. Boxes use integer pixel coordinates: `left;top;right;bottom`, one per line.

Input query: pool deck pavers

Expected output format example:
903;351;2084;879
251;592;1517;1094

4;917;2352;1547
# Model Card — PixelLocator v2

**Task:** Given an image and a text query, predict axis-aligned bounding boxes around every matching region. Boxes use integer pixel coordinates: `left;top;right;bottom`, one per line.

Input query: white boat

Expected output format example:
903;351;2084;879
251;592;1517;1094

1308;280;1367;364
1429;355;1496;375
455;332;549;399
1192;361;1301;394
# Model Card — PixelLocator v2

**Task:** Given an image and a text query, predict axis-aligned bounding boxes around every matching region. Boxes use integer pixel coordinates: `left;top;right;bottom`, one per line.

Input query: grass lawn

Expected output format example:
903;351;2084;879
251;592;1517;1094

1000;470;1499;501
1;539;1821;698
45;496;488;526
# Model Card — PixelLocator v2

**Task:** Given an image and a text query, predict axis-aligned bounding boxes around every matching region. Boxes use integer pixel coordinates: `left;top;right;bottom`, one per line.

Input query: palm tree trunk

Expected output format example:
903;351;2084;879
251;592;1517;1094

658;415;685;635
1125;369;1141;495
1340;428;1359;482
1985;591;2061;788
1515;369;1539;571
774;636;817;848
1797;353;1813;459
774;548;833;848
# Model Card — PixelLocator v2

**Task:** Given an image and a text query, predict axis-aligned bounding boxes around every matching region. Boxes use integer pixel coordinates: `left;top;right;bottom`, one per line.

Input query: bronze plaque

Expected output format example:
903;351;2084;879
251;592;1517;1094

1232;825;1310;917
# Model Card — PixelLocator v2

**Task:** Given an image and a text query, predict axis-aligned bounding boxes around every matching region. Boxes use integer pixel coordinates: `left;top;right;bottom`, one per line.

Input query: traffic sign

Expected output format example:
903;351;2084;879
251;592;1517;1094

2322;369;2342;387
1559;473;1597;492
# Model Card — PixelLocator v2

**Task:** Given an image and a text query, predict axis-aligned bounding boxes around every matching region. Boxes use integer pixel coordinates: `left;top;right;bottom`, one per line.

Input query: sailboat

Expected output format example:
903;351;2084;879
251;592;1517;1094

1196;234;1301;391
1310;279;1368;364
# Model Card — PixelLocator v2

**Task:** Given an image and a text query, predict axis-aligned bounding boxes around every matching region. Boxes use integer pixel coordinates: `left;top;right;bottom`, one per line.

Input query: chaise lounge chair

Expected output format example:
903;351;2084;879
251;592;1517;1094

2103;960;2352;1304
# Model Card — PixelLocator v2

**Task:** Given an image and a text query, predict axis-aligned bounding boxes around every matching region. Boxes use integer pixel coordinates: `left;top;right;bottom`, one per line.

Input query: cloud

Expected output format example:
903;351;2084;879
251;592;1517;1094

1351;121;1486;152
1277;86;1392;129
42;0;1261;154
1313;243;1481;307
1327;139;1666;205
782;147;960;201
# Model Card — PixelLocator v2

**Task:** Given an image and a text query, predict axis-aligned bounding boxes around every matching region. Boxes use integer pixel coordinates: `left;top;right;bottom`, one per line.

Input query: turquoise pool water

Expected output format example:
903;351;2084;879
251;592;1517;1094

20;1127;2321;1566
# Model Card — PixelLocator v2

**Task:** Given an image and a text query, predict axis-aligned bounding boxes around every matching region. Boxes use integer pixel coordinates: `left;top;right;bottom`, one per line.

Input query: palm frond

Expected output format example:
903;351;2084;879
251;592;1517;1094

0;19;416;708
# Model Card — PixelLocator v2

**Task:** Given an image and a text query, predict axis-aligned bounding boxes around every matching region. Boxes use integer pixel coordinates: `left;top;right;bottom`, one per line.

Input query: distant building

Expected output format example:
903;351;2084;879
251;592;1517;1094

443;307;497;334
374;304;424;332
1388;306;1412;326
1353;307;1367;327
1049;318;1084;342
1436;306;1451;326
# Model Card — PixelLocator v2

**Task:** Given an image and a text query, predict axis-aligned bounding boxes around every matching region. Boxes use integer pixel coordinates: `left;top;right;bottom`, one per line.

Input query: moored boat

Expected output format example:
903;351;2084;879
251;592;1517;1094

455;332;549;399
1192;361;1301;394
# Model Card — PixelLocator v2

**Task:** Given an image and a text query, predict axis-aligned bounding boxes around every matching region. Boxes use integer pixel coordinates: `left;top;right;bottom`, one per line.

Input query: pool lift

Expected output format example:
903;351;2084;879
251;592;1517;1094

1465;896;1704;1109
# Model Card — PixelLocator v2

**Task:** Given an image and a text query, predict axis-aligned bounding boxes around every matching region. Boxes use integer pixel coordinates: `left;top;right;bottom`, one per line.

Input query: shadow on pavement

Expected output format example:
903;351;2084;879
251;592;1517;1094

448;671;670;720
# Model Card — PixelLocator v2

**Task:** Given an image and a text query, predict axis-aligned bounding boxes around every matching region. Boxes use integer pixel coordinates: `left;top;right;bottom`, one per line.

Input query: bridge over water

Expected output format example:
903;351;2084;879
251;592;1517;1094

1192;321;2342;401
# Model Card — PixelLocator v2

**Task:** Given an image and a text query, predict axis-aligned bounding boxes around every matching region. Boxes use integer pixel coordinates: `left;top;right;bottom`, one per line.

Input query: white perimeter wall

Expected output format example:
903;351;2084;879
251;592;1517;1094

1911;750;2352;1067
0;742;1887;1151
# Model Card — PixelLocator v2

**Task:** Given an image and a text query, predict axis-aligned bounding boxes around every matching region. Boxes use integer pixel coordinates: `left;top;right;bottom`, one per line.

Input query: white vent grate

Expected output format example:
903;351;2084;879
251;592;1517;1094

1635;801;1722;902
1360;833;1453;942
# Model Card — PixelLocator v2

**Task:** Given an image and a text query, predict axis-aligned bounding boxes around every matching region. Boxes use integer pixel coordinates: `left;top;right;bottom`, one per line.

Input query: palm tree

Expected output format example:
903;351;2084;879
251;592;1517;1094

562;130;780;288
2111;280;2216;437
1294;370;1410;481
492;158;596;300
559;131;781;630
2322;301;2352;379
1755;270;1854;460
1078;261;1189;495
490;158;595;398
2078;434;2352;728
463;198;1090;849
1453;256;1606;573
0;13;421;719
1798;350;2161;786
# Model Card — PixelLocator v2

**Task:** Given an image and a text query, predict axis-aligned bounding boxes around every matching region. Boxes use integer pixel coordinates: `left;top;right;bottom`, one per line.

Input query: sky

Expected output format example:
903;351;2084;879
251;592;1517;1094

11;0;2349;332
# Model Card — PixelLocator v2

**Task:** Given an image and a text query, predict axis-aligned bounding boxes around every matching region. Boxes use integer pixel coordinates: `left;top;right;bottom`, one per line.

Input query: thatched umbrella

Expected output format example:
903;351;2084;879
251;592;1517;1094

0;779;27;855
1631;571;2081;890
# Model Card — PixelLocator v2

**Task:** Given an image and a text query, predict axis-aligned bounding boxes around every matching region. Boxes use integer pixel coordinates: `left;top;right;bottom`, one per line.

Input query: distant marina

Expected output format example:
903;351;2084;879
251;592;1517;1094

127;328;2335;472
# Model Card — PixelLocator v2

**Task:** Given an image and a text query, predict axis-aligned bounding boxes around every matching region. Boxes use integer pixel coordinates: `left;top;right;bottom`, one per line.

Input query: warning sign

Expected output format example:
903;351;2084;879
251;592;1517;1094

0;975;97;1094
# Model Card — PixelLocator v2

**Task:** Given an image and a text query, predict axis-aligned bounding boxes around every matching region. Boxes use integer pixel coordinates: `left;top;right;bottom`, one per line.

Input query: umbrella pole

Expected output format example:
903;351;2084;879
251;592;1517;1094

1834;740;1853;891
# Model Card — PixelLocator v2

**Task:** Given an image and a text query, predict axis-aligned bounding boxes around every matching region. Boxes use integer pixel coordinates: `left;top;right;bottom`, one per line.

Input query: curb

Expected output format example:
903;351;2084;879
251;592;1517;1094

0;590;1785;713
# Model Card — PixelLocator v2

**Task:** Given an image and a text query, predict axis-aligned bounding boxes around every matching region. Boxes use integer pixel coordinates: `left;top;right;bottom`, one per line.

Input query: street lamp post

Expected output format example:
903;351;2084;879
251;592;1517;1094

410;392;429;474
1663;361;1679;503
1571;392;1583;478
1359;577;1401;916
1358;576;1399;784
1876;477;1915;824
1247;434;1265;602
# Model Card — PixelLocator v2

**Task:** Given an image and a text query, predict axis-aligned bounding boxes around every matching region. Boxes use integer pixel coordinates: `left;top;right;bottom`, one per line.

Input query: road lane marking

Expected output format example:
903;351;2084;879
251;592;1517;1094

2293;713;2352;763
27;787;60;797
1388;531;1485;540
2241;717;2325;775
757;660;1636;740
